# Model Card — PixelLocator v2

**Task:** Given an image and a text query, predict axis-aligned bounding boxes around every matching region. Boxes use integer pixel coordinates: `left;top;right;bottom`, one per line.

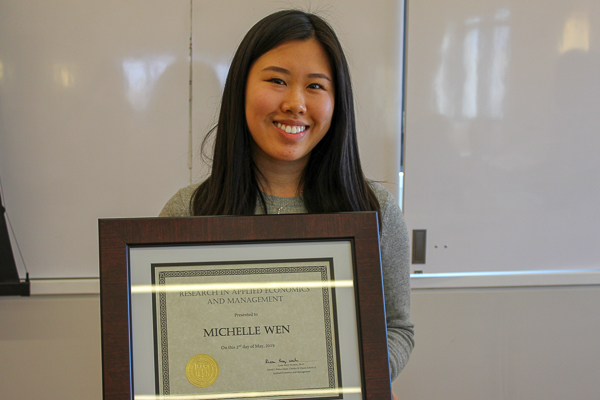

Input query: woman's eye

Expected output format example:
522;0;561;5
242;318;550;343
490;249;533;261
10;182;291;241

269;78;285;85
308;83;324;90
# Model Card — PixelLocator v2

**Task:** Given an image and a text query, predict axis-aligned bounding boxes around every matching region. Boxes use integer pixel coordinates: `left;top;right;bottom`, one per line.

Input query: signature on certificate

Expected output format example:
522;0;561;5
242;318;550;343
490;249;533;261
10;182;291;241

265;357;304;364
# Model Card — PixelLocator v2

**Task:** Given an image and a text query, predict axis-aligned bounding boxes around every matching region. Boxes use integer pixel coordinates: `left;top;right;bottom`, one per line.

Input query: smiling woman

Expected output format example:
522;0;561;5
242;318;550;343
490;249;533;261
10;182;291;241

159;9;414;381
245;39;335;196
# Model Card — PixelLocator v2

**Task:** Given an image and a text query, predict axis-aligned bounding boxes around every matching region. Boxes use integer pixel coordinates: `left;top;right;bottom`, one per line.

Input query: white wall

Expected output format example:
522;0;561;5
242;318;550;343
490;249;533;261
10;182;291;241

0;295;103;399
394;286;600;399
3;286;600;399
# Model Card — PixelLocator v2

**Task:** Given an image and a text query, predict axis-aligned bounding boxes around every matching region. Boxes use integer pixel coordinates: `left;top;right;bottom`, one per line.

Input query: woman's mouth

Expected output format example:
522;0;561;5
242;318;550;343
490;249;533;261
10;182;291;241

274;122;307;134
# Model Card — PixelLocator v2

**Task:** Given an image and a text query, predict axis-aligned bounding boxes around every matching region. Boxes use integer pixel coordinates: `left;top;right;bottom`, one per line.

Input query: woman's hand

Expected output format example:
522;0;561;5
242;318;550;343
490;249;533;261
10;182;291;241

392;392;399;400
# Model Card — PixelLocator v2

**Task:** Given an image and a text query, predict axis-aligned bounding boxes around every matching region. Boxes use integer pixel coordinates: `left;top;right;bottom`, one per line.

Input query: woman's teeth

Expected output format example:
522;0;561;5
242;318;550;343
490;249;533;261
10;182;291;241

275;122;306;134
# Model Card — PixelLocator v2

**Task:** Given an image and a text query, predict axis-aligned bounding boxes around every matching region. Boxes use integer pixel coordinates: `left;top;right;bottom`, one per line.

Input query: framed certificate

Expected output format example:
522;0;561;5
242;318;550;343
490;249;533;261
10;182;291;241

99;213;391;400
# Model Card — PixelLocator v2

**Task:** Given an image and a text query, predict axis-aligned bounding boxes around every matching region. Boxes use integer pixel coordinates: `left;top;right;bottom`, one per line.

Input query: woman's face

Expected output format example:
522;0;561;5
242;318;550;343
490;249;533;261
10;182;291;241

245;39;335;170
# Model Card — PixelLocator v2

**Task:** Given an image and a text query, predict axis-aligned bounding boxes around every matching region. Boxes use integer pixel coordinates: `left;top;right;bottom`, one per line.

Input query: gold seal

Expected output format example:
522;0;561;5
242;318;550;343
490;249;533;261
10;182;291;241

186;354;219;387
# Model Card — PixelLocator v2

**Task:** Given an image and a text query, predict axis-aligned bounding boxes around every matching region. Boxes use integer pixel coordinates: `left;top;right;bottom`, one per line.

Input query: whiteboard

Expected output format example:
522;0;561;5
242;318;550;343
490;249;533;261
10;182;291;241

403;0;600;274
0;0;404;279
0;0;191;279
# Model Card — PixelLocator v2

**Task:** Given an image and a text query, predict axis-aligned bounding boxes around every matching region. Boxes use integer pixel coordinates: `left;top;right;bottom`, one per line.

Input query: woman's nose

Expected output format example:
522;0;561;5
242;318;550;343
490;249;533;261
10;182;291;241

282;89;306;115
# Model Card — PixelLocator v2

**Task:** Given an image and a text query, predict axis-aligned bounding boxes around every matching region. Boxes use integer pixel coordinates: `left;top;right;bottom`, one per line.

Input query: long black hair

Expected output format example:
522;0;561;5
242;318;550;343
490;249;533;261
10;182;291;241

191;9;380;216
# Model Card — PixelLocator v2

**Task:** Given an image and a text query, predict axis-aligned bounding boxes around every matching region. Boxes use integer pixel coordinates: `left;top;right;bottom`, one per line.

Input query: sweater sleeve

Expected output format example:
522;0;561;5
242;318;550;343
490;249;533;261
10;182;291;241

375;184;415;380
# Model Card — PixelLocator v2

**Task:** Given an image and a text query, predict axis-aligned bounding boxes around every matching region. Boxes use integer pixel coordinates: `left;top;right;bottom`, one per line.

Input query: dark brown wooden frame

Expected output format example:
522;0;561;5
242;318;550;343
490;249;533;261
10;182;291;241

99;212;391;400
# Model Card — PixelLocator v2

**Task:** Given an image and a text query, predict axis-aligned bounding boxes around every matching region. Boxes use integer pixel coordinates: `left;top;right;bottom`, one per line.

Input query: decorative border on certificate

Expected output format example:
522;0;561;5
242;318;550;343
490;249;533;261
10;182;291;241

151;258;342;399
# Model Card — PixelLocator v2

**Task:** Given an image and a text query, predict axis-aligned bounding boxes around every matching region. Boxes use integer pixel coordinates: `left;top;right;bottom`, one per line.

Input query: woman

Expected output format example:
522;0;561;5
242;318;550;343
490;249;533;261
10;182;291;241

160;9;414;381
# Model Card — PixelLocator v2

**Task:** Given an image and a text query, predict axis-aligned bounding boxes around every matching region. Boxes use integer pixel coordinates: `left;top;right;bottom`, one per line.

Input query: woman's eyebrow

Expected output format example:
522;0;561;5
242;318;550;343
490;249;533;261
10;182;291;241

262;66;290;74
308;73;331;82
261;66;331;82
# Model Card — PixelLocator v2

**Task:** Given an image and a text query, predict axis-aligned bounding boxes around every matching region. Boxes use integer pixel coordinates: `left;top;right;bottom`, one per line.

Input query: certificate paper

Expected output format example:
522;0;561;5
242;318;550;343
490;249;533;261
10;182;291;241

152;259;342;399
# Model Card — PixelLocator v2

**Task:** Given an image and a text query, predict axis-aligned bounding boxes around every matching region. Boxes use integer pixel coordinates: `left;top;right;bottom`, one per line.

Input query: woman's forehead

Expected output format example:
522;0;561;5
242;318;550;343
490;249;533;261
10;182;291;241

250;39;333;77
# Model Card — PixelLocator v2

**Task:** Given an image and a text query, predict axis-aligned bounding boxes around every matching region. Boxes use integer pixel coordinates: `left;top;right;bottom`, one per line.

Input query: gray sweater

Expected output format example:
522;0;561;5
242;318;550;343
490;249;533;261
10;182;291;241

159;182;414;379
